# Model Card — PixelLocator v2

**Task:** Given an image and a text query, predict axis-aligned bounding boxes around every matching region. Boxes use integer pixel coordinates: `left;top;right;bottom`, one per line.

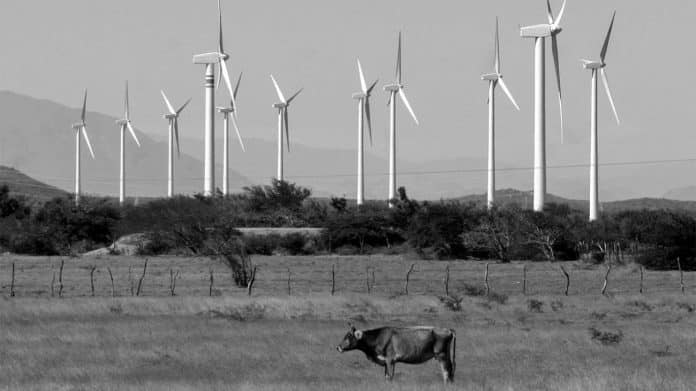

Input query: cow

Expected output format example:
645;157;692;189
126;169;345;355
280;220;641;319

336;324;456;383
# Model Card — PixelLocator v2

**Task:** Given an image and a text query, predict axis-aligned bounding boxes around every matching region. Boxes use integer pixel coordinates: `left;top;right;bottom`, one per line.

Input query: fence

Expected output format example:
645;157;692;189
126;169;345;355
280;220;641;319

1;255;694;299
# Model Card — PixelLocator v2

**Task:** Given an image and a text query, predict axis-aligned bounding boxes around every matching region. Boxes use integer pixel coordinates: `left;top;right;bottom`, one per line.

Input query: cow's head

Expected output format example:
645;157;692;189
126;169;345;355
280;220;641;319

336;323;363;353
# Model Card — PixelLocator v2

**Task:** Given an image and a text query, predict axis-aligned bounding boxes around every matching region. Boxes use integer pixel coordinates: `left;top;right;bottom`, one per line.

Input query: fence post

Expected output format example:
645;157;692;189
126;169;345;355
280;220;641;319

136;259;148;297
601;265;612;296
58;260;65;298
677;257;685;294
247;266;257;296
89;266;96;297
559;265;570;296
484;263;490;296
128;266;134;296
10;262;15;297
444;265;450;297
209;268;214;297
366;267;372;294
404;264;416;295
331;264;336;296
522;264;528;296
639;266;644;294
287;267;292;296
107;267;115;298
51;269;56;298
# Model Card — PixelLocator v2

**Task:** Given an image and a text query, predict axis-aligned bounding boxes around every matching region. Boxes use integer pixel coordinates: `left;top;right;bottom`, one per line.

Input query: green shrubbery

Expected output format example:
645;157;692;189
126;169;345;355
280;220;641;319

4;180;696;270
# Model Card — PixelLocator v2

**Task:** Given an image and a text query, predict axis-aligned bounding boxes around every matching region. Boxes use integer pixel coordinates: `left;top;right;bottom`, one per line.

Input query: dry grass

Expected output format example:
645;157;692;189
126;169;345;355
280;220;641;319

2;255;696;390
2;293;696;390
2;255;695;298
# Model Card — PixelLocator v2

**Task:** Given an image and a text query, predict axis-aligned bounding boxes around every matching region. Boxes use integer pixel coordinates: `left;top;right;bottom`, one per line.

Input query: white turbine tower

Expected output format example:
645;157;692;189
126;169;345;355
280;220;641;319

192;0;238;196
161;91;191;198
582;12;620;222
70;90;95;206
217;73;245;196
384;32;419;207
270;75;303;182
520;0;566;211
115;82;141;206
352;60;378;206
481;18;521;210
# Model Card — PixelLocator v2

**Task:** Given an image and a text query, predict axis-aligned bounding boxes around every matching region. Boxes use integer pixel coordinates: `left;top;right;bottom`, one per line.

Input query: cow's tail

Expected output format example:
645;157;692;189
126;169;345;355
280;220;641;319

449;328;456;380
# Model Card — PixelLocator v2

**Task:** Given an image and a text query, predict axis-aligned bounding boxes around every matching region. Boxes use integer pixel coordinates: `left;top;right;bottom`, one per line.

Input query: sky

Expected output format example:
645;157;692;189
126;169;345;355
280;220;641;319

0;0;695;195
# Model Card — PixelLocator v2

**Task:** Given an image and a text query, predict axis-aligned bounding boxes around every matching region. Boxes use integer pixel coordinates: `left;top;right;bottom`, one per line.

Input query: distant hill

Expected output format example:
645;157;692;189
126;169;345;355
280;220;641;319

455;189;696;214
663;187;696;202
0;91;251;198
0;166;67;201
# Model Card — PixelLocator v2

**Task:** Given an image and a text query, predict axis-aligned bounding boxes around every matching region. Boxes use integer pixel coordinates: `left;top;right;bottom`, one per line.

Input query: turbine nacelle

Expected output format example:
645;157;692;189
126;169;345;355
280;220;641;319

193;53;222;65
520;24;561;38
352;92;367;100
164;114;177;120
383;84;401;93
481;73;501;82
115;119;129;127
273;102;287;109
581;60;605;70
72;123;85;130
217;107;235;113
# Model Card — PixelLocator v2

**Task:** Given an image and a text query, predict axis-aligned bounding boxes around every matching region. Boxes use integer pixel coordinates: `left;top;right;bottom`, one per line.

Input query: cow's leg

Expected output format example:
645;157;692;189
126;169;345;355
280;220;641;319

385;359;396;381
439;359;453;384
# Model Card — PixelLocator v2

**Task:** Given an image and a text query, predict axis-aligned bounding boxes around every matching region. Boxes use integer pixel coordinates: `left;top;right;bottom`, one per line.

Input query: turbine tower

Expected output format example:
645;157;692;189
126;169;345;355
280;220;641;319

192;0;238;196
520;0;566;211
115;82;141;206
481;18;521;210
270;75;303;182
217;73;245;196
383;32;419;207
582;12;620;222
161;91;191;198
352;60;378;206
70;90;95;206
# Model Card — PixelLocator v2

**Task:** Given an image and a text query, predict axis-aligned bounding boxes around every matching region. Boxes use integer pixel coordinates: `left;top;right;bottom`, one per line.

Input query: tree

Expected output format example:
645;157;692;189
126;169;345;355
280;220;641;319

407;202;466;259
464;205;523;263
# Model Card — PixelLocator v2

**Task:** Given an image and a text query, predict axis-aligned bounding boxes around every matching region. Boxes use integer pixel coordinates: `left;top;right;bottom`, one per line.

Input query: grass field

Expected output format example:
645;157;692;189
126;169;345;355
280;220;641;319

2;255;696;390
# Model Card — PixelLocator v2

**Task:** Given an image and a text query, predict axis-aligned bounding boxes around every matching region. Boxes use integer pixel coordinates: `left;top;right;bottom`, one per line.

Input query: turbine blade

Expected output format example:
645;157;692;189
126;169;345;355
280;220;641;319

270;75;286;103
601;69;620;125
546;0;555;24
82;126;95;159
231;113;246;152
174;118;181;158
365;97;374;146
399;88;419;125
555;0;567;25
127;122;141;147
367;79;379;94
357;59;367;93
234;72;243;100
124;81;130;121
220;60;237;112
284;109;290;152
287;88;303;104
218;0;224;54
161;90;176;115
551;35;564;142
495;17;501;74
176;98;192;115
600;11;616;62
216;69;222;90
498;78;520;111
81;89;88;122
396;32;402;84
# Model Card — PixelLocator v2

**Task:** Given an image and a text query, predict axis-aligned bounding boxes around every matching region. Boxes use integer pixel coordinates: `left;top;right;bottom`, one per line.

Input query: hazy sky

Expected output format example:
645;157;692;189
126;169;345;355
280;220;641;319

0;0;694;182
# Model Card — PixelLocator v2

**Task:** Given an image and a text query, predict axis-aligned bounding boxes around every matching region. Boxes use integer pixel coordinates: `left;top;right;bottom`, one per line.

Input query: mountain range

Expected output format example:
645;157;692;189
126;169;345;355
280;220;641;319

0;90;694;202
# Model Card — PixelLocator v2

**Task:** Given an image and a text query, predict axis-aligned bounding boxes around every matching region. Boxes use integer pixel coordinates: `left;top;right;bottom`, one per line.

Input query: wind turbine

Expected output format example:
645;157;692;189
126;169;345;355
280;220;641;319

520;0;566;211
217;73;245;196
161;91;191;198
115;82;141;205
582;12;620;222
481;18;521;210
270;75;303;182
383;32;419;207
192;0;238;196
352;60;378;206
70;89;95;206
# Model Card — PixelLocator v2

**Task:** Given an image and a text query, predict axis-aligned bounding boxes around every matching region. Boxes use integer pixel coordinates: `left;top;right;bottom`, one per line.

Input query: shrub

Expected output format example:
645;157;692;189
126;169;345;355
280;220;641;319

528;299;544;313
407;202;467;259
589;327;623;345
